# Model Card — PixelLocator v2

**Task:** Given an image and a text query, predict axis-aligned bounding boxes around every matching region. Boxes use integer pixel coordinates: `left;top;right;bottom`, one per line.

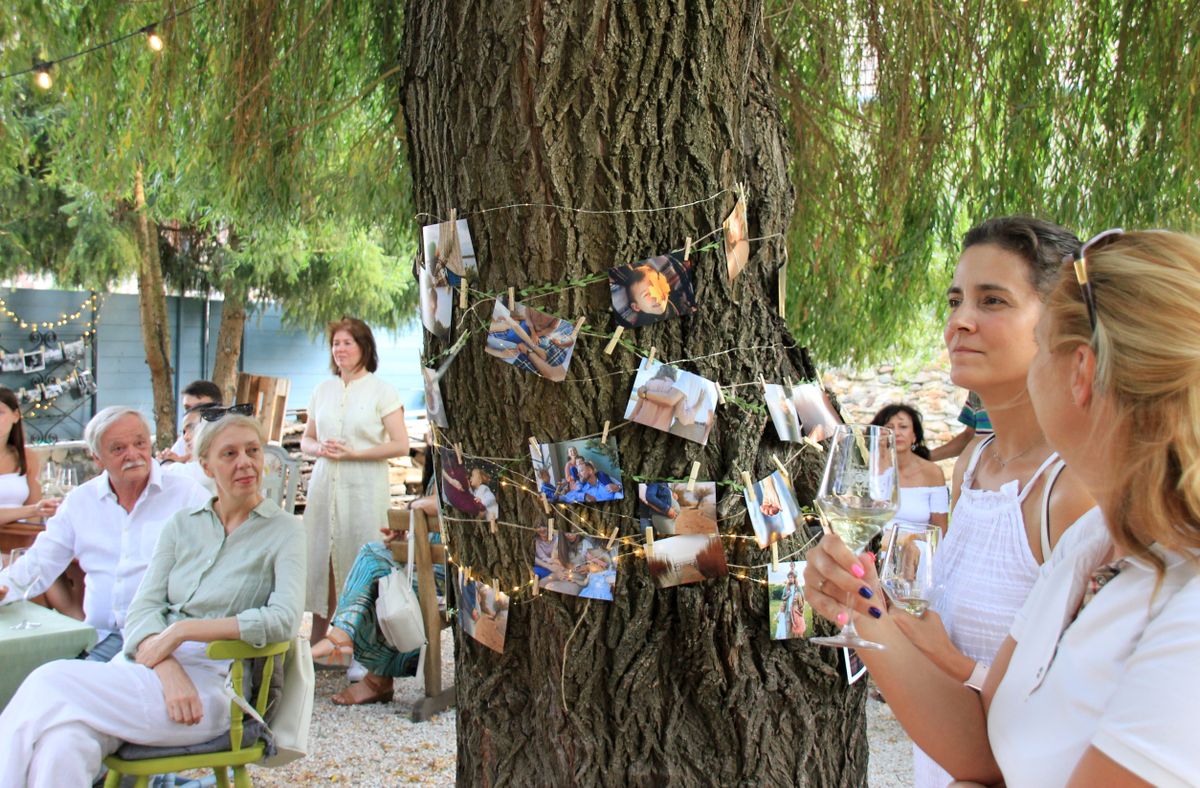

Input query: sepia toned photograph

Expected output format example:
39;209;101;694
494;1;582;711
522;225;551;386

639;481;726;588
723;196;750;282
622;357;719;445
456;572;510;653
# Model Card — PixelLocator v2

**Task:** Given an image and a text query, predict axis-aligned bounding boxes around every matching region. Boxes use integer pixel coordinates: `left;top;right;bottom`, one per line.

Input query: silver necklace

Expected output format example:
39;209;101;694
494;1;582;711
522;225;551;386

991;439;1044;469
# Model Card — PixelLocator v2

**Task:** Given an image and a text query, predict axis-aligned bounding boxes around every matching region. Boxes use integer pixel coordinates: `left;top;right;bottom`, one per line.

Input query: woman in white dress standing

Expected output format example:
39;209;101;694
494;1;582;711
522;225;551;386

870;403;949;537
301;318;409;647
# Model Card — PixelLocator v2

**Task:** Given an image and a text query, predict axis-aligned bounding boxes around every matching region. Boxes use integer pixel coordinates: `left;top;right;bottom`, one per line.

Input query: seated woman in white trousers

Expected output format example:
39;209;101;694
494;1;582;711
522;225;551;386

0;412;305;788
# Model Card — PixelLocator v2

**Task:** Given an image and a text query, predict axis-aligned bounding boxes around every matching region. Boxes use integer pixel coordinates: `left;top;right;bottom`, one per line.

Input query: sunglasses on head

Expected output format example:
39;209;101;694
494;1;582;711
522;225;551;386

1062;228;1125;334
199;403;254;422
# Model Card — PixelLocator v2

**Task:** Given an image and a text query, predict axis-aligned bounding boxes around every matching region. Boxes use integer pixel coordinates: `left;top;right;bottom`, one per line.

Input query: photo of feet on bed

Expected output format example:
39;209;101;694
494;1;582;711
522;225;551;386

486;294;577;382
764;381;843;442
530;436;624;504
745;469;800;547
622;357;719;445
608;252;698;329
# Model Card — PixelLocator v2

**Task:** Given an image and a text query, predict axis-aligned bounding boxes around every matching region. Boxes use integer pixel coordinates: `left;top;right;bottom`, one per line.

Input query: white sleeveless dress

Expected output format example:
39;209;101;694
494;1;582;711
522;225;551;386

0;471;29;508
912;436;1064;788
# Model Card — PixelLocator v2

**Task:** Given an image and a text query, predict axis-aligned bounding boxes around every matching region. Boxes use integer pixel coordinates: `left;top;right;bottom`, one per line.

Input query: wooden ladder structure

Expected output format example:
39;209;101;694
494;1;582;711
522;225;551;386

235;373;290;443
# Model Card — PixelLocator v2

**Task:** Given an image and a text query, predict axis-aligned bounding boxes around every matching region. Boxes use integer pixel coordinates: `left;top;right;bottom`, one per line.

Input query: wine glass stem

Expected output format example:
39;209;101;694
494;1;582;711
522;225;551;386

841;590;862;639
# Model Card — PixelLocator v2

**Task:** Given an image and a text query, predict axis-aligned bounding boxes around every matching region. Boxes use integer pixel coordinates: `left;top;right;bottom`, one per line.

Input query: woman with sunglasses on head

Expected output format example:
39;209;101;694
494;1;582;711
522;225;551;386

300;318;409;655
816;217;1097;787
0;412;305;786
807;229;1200;785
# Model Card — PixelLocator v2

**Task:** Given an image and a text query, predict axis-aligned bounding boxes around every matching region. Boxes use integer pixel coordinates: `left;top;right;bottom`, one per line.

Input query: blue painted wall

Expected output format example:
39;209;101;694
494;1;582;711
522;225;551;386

0;287;424;441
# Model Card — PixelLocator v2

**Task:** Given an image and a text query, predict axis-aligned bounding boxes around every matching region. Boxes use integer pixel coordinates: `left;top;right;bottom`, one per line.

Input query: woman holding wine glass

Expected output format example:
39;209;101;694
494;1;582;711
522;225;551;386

806;229;1200;784
0;387;58;526
808;217;1096;786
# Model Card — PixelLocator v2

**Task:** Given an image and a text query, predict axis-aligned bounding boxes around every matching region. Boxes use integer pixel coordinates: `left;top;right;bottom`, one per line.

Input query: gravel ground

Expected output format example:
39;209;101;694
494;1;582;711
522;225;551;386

868;695;915;787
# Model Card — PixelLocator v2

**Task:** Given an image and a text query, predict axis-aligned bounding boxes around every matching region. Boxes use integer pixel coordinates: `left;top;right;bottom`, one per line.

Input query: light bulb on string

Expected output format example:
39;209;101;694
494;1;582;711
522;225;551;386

144;26;164;52
33;61;52;91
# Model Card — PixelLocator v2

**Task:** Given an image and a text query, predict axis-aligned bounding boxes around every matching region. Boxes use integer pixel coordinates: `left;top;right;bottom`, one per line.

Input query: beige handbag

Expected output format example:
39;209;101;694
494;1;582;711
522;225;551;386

375;527;427;653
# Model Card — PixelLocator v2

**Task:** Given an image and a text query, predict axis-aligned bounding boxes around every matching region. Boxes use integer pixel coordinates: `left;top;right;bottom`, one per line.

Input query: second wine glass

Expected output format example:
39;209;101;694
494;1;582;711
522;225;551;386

7;547;44;630
810;423;899;651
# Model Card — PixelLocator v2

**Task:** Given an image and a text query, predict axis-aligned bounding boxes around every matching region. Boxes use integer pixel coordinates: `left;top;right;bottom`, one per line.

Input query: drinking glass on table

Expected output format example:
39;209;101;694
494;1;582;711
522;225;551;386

810;424;899;651
6;547;44;630
57;466;78;496
879;524;940;617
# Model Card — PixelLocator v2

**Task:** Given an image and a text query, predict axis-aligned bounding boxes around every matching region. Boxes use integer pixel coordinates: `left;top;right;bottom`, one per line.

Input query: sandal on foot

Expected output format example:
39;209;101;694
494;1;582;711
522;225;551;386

331;675;394;706
311;630;354;669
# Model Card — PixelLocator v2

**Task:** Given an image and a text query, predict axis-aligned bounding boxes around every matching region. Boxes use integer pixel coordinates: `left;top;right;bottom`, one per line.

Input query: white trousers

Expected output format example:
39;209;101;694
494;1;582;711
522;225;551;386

0;644;232;788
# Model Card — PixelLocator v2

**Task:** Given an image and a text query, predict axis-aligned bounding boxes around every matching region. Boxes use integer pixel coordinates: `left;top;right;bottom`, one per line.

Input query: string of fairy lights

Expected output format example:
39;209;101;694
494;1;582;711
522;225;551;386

0;293;101;337
0;1;210;90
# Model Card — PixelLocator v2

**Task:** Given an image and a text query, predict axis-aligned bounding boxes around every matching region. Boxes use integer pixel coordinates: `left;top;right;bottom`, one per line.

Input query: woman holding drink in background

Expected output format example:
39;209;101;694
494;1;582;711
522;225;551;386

301;318;409;650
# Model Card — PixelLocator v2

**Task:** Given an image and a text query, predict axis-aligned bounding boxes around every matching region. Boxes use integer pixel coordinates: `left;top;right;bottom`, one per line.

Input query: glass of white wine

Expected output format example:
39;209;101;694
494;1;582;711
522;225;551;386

810;424;899;650
7;547;44;630
879;524;940;617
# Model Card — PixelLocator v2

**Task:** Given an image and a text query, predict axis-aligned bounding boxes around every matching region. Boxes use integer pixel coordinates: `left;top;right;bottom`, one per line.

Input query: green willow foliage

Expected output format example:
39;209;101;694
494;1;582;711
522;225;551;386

0;0;414;329
768;0;1200;364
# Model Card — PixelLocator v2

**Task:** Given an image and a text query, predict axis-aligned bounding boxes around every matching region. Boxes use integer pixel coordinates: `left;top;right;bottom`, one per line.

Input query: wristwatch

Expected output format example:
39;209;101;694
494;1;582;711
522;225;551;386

964;661;988;692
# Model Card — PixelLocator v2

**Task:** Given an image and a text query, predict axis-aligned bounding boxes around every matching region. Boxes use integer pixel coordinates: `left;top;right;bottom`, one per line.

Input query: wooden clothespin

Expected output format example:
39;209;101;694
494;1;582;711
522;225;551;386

547;518;555;540
459;277;468;309
568;316;586;343
742;470;757;503
492;577;499;593
600;420;610;444
489;519;497;534
785;376;795;391
759;374;768;394
507;287;515;306
687;461;701;492
531;570;540;596
540;493;552;514
454;443;463;463
683;236;693;264
603;326;625;355
771;542;780;572
644;526;655;556
803;435;825;454
771;453;790;486
528;436;540;458
647;346;657;366
717;385;726;405
606;527;620;550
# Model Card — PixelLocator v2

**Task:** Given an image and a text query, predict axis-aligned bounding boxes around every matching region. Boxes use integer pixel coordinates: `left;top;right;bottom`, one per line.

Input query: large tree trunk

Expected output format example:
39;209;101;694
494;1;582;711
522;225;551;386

210;284;246;404
132;165;175;449
400;3;867;785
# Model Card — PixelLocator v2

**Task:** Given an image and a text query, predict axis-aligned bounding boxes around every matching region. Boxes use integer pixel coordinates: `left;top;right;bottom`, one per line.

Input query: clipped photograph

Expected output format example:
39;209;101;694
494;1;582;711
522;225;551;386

486;295;576;383
768;561;812;641
418;263;452;340
723;196;750;282
745;470;800;547
456;572;510;654
532;529;617;601
423;366;448;428
622;357;719;445
639;481;726;589
792;383;842;441
531;436;624;504
843;648;868;685
608;252;697;329
764;382;803;442
421;217;478;287
439;446;501;522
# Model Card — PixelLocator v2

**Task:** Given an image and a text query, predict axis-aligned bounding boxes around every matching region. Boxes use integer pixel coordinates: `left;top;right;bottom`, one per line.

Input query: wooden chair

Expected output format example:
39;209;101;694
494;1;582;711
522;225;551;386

261;445;300;514
388;507;456;722
103;639;291;788
235;373;290;444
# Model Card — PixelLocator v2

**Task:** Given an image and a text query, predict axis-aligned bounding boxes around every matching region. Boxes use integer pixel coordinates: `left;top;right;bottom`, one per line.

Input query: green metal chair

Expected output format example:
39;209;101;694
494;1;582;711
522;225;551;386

102;639;290;788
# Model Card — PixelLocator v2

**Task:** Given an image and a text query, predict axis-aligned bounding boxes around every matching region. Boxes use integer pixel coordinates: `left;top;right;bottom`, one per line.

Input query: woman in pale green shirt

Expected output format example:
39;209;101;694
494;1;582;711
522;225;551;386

0;413;305;787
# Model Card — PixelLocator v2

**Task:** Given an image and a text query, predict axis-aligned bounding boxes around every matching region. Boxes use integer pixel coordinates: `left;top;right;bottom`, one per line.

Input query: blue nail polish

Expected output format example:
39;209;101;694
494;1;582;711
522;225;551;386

869;607;883;619
858;586;873;600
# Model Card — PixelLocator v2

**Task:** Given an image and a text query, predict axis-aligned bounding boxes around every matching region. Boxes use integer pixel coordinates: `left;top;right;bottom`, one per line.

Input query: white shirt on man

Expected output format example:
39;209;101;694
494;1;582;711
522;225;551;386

0;460;209;641
989;509;1200;786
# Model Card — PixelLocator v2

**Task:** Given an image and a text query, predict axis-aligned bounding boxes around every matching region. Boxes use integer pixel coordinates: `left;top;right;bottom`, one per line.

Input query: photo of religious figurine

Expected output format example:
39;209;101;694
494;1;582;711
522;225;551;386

639;481;727;588
745;470;800;547
723;195;750;282
768;561;812;641
530;436;624;504
532;524;618;601
418;263;452;340
608;252;698;329
486;295;577;382
764;381;843;442
421;218;479;288
455;570;510;654
422;366;449;428
623;357;719;445
438;447;502;523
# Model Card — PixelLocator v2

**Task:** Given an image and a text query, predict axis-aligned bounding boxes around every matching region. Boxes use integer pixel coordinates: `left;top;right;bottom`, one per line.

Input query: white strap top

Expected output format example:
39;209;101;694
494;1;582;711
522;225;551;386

0;471;28;507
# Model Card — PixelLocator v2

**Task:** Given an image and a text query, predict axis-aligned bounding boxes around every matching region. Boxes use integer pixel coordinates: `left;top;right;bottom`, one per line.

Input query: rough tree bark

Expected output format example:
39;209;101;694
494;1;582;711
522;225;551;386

210;284;246;403
400;3;867;785
132;165;176;448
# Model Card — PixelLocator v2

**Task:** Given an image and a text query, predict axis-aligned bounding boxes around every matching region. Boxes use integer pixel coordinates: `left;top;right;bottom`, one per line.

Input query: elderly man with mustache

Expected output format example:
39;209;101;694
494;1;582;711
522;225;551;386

0;407;209;661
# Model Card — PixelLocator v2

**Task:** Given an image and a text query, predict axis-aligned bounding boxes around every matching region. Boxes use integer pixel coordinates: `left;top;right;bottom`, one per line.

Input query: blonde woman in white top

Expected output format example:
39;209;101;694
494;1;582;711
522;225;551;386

301;317;409;646
805;229;1200;784
811;217;1096;788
